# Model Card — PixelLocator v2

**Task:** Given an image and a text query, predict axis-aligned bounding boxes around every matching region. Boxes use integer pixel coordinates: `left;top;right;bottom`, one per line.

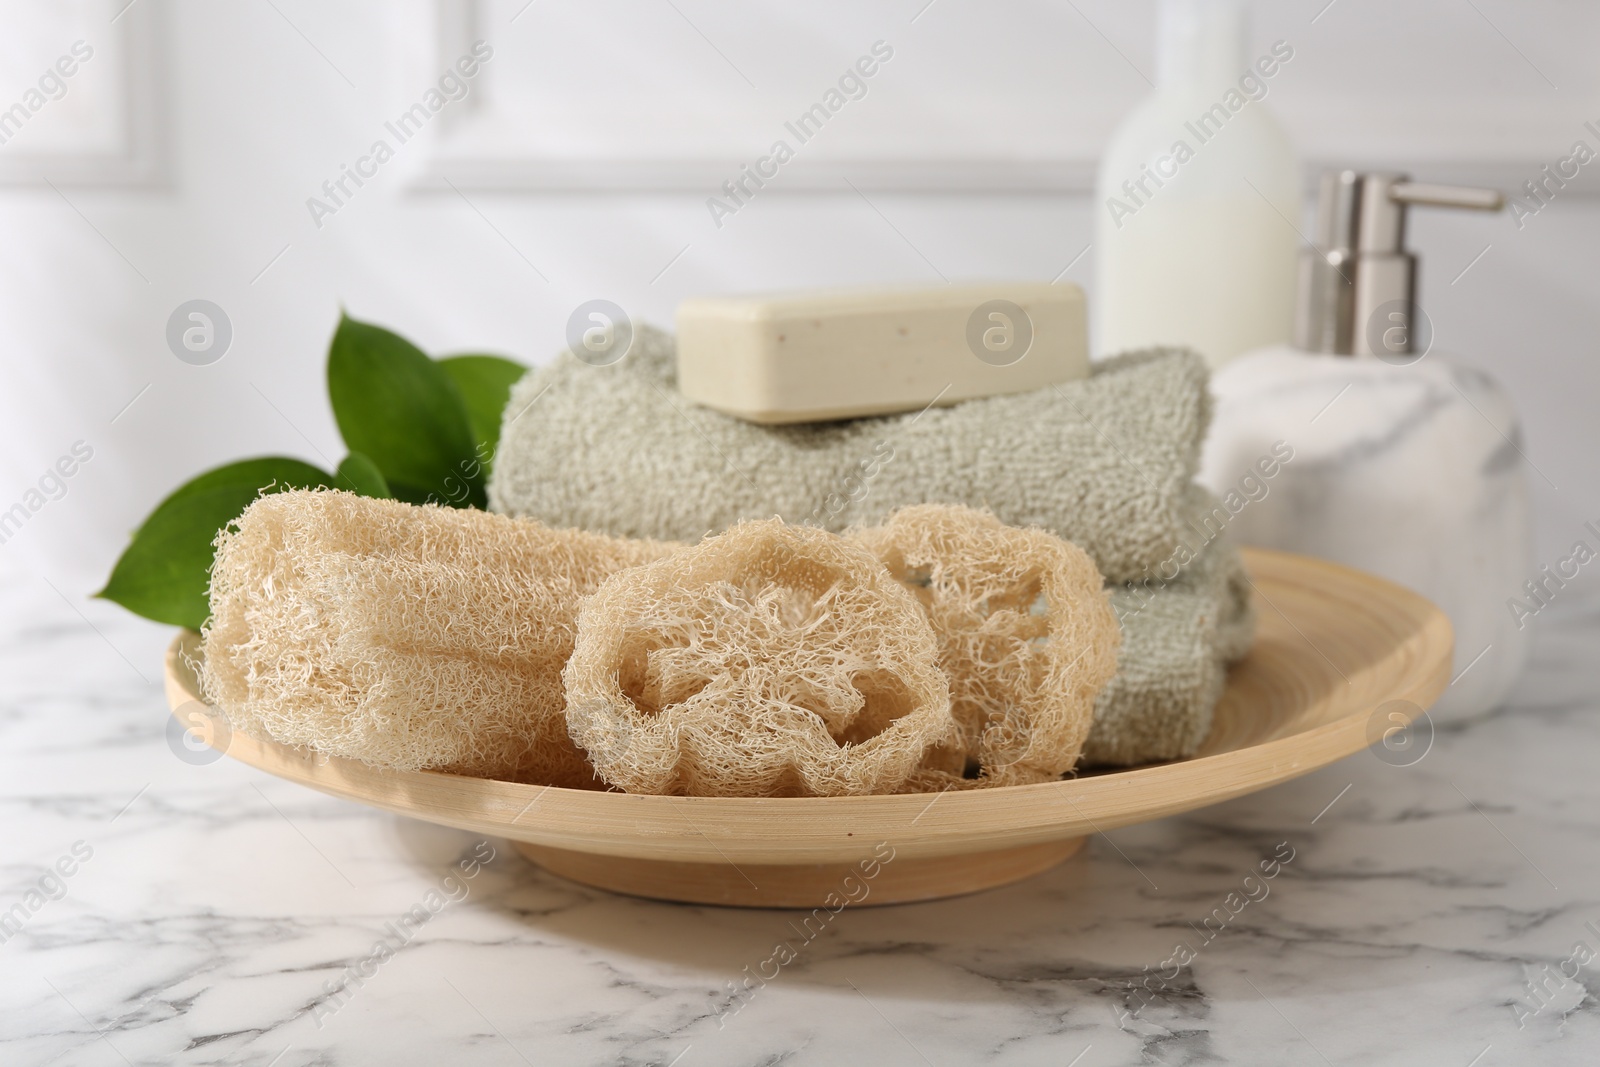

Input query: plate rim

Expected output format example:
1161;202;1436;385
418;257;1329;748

164;546;1453;865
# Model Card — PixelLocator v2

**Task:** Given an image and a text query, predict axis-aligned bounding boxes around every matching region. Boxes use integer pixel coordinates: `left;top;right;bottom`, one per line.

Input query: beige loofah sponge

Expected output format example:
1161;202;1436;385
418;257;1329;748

854;504;1121;787
563;518;957;797
201;490;675;786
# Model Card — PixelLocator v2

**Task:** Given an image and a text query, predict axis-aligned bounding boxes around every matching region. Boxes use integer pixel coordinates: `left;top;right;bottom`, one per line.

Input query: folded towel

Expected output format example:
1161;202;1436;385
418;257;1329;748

489;326;1210;584
490;327;1253;766
1090;498;1254;766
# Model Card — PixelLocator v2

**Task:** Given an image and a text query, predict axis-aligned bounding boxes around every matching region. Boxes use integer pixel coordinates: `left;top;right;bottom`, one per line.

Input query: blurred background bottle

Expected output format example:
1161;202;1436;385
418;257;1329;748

1094;0;1300;369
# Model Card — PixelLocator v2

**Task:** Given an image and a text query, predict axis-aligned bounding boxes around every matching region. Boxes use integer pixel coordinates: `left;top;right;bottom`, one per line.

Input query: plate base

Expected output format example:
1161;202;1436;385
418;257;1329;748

513;837;1086;908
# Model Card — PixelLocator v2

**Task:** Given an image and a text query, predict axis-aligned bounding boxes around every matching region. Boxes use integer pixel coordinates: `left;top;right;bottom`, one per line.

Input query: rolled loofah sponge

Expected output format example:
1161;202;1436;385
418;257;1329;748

562;518;958;797
854;504;1121;787
201;490;676;785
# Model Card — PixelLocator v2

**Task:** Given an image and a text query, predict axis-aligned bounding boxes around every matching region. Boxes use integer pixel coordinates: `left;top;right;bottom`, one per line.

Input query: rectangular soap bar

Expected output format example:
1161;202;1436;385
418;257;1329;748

675;283;1087;424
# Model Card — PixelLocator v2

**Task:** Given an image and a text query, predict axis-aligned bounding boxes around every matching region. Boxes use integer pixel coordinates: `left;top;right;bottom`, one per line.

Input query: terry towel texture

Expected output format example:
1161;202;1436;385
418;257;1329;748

490;326;1255;767
490;326;1209;584
1092;497;1254;766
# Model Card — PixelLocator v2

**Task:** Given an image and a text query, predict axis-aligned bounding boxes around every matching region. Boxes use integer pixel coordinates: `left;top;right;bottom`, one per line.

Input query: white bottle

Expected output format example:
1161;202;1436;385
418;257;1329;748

1201;171;1530;721
1094;0;1300;369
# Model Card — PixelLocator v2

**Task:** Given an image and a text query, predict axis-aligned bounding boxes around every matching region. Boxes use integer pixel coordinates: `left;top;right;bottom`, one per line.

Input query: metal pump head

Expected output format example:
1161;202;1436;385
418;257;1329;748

1295;170;1504;357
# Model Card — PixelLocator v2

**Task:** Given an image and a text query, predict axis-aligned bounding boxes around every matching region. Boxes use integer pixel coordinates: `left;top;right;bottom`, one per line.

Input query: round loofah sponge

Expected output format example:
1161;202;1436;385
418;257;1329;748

853;504;1121;788
201;490;676;786
563;518;957;797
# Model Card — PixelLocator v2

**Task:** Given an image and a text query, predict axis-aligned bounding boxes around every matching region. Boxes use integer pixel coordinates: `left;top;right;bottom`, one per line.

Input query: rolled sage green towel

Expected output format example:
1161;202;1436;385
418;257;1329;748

489;325;1254;767
1089;501;1254;766
488;325;1209;584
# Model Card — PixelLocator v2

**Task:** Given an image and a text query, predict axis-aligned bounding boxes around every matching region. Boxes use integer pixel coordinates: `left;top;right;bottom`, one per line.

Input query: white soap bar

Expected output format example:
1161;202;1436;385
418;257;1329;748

675;283;1088;424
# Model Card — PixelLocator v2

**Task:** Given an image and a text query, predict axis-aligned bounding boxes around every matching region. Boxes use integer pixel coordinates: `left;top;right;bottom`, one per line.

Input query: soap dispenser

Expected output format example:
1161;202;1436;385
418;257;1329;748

1200;170;1531;721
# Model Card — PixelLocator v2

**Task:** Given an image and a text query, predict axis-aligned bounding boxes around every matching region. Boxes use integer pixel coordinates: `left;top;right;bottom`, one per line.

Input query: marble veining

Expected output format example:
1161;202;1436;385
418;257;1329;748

3;561;1599;1066
1201;349;1535;723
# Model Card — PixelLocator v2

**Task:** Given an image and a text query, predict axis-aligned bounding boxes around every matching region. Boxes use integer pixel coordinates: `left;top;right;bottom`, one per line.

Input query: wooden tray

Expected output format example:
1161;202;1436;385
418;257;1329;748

163;547;1452;908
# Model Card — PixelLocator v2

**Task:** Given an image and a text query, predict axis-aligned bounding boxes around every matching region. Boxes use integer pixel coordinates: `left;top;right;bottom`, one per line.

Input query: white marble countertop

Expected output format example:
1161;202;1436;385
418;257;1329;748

5;564;1599;1067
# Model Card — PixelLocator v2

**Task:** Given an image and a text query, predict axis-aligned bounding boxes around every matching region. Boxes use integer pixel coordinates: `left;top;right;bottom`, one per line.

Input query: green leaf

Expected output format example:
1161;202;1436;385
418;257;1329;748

334;452;393;499
95;457;333;630
327;314;482;508
438;354;528;476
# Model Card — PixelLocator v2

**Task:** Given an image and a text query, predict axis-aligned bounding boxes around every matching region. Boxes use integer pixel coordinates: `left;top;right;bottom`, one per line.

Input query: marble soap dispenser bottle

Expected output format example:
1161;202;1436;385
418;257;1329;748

1200;170;1530;721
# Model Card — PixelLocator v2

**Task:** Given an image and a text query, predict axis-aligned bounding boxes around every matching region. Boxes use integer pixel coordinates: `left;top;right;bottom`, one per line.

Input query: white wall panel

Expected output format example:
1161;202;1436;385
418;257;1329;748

0;0;1594;615
424;0;1600;191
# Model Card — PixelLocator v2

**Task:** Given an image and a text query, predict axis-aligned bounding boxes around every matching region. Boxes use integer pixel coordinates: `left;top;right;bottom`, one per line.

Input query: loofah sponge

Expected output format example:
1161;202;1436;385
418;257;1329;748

489;326;1256;768
563;518;957;797
201;490;676;785
853;504;1121;787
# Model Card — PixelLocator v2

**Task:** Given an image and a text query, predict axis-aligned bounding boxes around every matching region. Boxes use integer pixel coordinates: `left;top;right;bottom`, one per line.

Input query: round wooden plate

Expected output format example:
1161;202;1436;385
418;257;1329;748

163;547;1452;909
